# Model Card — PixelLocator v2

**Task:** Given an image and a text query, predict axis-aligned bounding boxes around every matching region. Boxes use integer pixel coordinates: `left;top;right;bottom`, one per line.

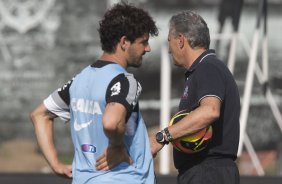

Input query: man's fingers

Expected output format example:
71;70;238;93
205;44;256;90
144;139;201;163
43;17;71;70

65;169;73;178
96;153;106;163
96;146;133;171
96;155;106;165
54;164;73;178
96;155;112;171
96;160;114;171
66;165;73;177
128;158;133;165
96;161;108;170
96;159;106;170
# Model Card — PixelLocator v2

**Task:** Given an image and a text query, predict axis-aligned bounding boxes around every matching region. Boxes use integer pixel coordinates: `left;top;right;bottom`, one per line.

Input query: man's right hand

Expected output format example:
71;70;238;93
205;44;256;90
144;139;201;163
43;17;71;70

30;103;72;179
53;162;72;178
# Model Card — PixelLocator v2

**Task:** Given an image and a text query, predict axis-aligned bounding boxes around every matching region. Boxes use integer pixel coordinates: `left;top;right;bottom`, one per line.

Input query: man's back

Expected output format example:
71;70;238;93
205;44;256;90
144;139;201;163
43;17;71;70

30;3;158;183
69;62;155;184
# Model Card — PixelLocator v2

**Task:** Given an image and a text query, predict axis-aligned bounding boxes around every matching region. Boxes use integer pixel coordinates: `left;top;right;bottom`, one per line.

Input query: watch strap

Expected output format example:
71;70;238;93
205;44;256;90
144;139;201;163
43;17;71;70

164;127;173;142
160;130;169;144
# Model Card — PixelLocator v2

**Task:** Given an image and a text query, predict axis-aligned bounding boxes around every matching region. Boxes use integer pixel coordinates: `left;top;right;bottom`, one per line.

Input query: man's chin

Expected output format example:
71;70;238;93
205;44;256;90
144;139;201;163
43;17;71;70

129;62;142;68
131;63;142;68
173;61;181;67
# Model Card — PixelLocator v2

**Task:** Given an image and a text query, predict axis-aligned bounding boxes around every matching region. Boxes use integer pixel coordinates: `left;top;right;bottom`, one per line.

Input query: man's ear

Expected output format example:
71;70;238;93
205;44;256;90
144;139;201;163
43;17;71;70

119;36;130;51
178;33;185;49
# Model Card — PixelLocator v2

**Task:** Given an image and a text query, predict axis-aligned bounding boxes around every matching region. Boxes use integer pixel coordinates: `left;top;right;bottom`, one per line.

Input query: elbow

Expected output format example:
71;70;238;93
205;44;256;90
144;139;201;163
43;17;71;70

209;107;220;121
102;116;118;132
102;115;125;136
30;109;38;124
30;104;46;125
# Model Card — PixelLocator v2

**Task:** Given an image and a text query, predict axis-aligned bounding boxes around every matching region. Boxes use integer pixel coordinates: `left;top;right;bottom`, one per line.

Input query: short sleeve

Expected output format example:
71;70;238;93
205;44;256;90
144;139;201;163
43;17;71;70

57;77;75;105
106;73;142;113
44;90;70;122
195;64;225;103
43;77;75;122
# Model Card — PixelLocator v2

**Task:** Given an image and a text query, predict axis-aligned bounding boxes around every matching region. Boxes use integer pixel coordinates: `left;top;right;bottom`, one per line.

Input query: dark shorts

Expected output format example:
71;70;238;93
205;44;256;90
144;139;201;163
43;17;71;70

177;158;239;184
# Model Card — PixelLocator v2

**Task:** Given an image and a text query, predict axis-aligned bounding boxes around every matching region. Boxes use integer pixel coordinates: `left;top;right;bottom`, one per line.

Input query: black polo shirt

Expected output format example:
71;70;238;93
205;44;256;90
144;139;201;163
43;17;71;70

174;49;240;171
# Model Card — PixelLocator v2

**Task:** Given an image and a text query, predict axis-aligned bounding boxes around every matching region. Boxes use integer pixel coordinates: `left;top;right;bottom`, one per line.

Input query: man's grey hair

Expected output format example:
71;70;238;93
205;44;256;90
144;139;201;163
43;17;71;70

169;10;210;49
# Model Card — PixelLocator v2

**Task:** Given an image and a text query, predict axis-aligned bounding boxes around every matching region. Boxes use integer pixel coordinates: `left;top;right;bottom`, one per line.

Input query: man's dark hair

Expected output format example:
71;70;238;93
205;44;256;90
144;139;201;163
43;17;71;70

98;2;158;53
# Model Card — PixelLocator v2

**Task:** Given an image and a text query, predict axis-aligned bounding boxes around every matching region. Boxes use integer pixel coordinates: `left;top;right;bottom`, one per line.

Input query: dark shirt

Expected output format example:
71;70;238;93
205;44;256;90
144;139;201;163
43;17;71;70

174;50;240;171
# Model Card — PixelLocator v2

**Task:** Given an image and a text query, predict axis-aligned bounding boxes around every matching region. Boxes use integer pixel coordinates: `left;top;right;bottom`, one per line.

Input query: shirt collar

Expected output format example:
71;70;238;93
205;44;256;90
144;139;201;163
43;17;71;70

91;60;116;68
184;49;216;80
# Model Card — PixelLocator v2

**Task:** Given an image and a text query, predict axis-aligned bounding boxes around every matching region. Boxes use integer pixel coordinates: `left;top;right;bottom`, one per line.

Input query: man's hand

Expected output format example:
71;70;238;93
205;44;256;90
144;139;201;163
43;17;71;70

53;162;72;178
96;145;133;171
150;134;165;158
30;103;72;179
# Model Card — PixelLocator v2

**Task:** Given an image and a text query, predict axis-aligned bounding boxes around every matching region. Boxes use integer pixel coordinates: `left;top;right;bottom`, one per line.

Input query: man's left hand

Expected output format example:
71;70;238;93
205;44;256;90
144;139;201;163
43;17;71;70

96;145;133;171
150;134;165;158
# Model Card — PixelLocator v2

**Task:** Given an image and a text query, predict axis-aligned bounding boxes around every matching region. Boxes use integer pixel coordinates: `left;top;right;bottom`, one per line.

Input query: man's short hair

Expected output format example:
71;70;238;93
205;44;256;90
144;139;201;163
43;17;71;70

169;11;210;49
98;2;158;53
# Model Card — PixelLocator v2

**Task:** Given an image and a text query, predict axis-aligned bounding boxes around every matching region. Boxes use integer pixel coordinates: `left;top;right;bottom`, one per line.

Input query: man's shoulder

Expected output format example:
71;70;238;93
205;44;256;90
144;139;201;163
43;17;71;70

198;57;227;73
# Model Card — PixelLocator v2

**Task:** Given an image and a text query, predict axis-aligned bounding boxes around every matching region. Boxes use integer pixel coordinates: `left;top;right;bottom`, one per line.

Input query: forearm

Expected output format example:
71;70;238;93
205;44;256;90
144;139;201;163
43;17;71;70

35;121;60;167
168;108;213;139
30;104;60;169
168;97;220;140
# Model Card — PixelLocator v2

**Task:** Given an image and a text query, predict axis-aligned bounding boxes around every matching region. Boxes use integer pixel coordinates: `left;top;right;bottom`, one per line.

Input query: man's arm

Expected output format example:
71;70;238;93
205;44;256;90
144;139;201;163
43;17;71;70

150;96;221;156
96;73;140;171
168;96;220;139
30;103;72;178
96;102;133;171
103;102;126;146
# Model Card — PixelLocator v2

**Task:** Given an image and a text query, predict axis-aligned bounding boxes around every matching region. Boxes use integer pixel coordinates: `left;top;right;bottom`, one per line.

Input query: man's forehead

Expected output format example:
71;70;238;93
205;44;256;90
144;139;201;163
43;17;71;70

135;33;149;42
141;33;149;40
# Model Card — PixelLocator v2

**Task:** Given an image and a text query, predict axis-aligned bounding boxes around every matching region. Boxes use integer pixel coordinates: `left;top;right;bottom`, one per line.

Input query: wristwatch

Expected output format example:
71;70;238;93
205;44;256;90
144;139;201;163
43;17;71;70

164;127;173;142
155;131;169;145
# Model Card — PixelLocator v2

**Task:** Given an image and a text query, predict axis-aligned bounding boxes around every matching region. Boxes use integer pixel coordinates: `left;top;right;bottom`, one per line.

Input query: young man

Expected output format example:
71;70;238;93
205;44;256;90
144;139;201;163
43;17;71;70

30;3;158;184
150;11;240;184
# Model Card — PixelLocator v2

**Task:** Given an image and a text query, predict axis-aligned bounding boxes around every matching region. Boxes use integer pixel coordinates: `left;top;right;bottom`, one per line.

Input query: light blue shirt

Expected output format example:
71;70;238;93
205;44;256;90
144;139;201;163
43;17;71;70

44;63;155;184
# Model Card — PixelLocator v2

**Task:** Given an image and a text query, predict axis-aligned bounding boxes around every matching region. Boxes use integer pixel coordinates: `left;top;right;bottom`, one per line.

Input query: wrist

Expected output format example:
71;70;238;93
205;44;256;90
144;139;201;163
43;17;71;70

51;161;62;172
109;141;124;147
164;127;173;142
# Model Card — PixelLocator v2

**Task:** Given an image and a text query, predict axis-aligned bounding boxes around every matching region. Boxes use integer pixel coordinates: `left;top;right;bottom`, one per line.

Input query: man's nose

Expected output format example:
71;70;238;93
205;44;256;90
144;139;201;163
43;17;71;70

145;45;151;52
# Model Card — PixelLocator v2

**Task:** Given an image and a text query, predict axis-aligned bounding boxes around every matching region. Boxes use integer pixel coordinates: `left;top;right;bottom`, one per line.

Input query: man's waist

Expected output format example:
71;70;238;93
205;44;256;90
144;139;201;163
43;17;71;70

176;153;236;173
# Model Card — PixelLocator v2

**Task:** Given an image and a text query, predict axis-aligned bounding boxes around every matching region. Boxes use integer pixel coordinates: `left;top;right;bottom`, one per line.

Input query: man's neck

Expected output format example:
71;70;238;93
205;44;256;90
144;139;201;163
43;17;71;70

100;52;127;69
186;48;206;69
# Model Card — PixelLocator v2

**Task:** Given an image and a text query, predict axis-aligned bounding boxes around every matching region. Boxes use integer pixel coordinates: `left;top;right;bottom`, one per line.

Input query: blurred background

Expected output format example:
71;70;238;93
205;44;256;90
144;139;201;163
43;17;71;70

0;0;282;180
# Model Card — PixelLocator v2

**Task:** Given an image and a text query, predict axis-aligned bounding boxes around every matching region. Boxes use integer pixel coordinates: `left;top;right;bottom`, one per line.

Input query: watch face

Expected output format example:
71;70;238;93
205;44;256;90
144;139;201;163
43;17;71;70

156;132;164;142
